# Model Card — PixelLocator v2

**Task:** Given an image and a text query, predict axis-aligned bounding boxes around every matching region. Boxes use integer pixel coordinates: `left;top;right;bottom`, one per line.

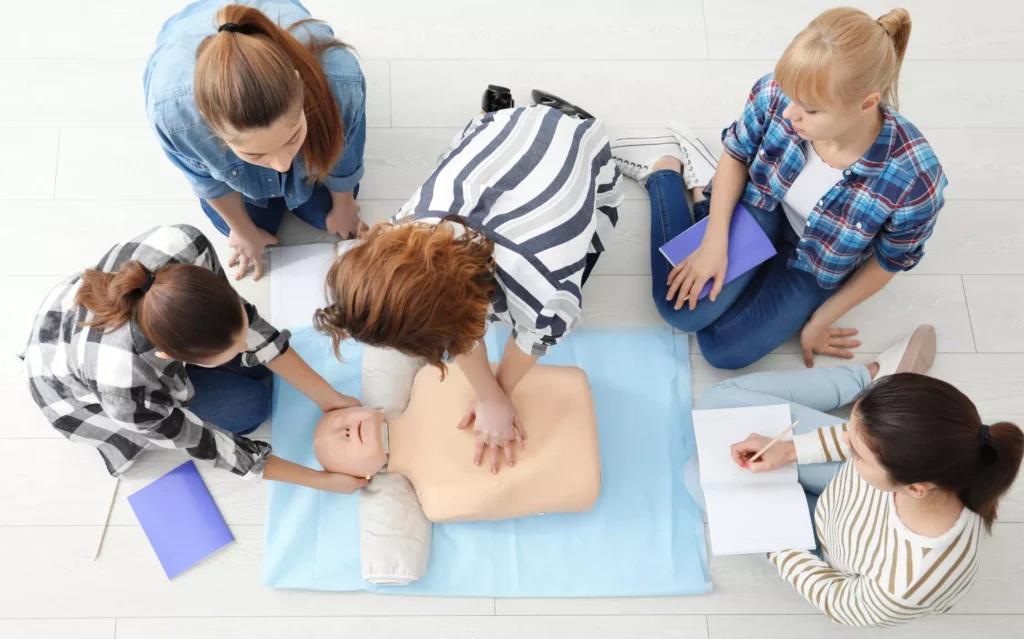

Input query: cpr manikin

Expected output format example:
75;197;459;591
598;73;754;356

315;363;602;523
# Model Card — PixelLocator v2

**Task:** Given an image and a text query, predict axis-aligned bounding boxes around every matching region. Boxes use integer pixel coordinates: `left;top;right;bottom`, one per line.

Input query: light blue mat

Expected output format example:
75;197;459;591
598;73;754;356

262;326;710;597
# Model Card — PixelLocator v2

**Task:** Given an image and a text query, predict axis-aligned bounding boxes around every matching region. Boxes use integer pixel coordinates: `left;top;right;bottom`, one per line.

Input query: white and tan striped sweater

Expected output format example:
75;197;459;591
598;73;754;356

769;423;984;627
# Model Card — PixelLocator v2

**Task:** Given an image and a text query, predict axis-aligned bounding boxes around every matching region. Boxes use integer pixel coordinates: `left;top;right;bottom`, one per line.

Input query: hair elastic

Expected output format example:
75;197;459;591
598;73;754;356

218;22;245;34
139;272;156;295
980;424;992;448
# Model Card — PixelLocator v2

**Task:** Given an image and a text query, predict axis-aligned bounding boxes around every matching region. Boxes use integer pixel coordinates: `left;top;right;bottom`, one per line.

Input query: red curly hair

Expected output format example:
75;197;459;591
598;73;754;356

314;219;496;375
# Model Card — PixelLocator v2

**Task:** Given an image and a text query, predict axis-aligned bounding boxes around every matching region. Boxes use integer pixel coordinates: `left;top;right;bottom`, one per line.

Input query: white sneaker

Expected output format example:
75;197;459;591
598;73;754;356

874;325;937;379
666;121;718;190
610;132;685;185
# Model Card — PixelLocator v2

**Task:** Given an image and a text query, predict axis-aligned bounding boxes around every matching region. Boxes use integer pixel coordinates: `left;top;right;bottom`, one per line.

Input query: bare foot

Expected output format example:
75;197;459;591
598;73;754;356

868;362;880;380
652;156;682;173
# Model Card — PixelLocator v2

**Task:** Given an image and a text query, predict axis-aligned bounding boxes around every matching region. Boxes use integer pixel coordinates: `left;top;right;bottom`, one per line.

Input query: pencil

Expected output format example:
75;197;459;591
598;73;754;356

94;476;120;561
746;420;800;466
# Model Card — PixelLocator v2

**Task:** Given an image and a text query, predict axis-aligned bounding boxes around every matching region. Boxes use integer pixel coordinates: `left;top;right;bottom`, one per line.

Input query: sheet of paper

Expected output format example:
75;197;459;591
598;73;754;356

704;484;815;555
269;242;338;329
692;404;795;488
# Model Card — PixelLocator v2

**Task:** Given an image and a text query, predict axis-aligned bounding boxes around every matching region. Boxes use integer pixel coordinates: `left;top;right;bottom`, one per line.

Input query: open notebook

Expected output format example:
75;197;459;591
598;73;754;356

269;241;357;329
692;404;815;556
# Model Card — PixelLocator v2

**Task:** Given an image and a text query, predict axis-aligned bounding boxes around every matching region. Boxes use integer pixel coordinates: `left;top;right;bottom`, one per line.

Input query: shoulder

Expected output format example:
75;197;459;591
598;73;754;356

120;225;215;271
883;109;944;179
750;72;788;110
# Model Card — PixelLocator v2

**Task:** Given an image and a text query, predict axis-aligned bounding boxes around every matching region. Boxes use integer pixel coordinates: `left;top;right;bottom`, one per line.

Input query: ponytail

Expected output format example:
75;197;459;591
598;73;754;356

875;9;912;109
961;422;1024;530
76;261;152;333
194;4;347;182
855;374;1024;531
75;261;246;363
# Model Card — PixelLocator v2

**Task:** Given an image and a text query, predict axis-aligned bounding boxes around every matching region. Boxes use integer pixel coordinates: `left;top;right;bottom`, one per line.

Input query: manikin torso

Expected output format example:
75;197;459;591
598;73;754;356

386;364;602;523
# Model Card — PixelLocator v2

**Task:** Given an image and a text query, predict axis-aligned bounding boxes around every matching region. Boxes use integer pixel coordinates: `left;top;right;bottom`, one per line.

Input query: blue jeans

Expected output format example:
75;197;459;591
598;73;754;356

684;364;872;554
186;355;272;436
201;183;358;237
648;170;837;369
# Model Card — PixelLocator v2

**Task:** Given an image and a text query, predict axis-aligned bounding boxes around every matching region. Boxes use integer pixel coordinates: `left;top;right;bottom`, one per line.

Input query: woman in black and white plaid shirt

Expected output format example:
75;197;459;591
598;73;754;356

24;224;366;493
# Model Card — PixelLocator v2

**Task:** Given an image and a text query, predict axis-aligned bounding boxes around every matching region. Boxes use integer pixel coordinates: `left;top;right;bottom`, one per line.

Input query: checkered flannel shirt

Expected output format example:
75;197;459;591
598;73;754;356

710;73;948;289
24;225;289;478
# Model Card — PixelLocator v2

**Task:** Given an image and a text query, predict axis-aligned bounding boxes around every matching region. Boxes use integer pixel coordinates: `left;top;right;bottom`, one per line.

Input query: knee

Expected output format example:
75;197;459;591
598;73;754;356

652;293;709;334
696;331;759;371
694;382;741;410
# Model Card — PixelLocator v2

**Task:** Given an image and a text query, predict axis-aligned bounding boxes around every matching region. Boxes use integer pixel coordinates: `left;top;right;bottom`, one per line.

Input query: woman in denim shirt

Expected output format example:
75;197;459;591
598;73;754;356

145;0;366;280
611;8;947;370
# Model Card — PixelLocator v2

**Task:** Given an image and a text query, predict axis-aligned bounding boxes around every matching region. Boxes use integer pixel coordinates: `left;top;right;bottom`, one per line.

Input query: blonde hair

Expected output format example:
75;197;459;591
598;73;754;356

775;7;911;111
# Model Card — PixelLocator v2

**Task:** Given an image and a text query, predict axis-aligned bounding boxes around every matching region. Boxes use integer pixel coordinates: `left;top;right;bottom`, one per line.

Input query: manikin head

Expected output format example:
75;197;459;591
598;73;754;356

313;407;389;478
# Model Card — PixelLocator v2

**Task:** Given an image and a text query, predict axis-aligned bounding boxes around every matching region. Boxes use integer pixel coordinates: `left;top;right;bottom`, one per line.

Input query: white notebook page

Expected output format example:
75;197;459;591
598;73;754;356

269;243;338;329
692;404;815;555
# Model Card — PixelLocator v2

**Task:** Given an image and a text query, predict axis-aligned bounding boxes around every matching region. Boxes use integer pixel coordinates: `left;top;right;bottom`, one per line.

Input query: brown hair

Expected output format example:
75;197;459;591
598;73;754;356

194;4;347;182
314;220;496;375
855;374;1024;531
775;7;912;110
75;260;246;362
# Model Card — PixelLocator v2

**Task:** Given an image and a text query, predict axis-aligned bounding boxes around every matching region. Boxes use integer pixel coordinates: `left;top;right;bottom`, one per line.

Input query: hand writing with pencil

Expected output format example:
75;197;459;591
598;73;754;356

731;434;797;473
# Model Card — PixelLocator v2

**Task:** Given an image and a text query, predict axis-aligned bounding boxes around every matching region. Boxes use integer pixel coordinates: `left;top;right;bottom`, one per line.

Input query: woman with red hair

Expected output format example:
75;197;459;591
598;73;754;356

316;101;622;475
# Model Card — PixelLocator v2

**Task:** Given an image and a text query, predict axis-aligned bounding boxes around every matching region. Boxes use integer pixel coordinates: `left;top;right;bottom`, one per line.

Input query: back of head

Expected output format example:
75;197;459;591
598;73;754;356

75;260;245;362
775;7;912;110
194;4;345;181
856;374;1024;530
314;220;496;375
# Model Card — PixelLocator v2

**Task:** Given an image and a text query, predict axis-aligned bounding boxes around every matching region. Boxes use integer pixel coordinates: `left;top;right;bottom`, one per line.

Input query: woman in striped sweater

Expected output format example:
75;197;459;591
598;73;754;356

685;325;1023;627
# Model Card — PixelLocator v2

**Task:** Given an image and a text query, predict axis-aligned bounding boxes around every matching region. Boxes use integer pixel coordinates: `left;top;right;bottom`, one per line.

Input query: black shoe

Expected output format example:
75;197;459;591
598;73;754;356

531;89;595;120
482;84;515;113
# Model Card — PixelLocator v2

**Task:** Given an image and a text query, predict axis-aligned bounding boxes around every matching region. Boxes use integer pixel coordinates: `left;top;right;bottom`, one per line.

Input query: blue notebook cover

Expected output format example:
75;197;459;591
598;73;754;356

127;460;234;579
658;203;777;300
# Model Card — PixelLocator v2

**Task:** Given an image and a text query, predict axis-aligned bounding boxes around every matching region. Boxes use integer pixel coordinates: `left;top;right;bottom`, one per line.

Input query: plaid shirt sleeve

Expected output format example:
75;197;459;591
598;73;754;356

721;73;779;166
872;165;948;273
101;389;271;479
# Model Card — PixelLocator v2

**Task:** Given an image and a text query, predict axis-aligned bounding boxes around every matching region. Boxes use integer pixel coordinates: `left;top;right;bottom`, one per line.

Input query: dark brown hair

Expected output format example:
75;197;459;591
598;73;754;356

855;374;1023;530
194;4;347;182
314;220;496;376
75;261;245;362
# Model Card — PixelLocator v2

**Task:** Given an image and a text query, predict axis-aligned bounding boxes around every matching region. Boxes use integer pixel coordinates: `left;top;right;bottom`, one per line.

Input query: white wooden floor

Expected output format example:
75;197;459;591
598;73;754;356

1;1;1022;637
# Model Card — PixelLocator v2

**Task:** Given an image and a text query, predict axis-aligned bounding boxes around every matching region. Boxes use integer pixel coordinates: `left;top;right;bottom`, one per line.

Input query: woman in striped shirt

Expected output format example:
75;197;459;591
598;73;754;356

685;325;1023;627
315;101;622;474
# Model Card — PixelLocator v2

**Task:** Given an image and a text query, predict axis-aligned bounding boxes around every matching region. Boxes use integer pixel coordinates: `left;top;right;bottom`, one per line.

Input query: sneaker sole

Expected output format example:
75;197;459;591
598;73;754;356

896;325;937;375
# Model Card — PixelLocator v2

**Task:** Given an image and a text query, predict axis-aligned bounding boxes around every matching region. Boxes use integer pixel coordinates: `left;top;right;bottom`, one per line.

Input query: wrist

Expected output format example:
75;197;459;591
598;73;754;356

783;441;798;465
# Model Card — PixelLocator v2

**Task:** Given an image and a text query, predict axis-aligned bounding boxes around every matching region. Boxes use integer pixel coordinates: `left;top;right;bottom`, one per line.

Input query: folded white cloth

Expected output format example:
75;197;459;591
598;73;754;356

358;345;432;586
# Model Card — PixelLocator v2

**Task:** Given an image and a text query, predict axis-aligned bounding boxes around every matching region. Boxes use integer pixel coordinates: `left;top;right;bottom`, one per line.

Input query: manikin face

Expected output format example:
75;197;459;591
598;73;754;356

220;101;308;173
780;91;880;143
313;407;388;478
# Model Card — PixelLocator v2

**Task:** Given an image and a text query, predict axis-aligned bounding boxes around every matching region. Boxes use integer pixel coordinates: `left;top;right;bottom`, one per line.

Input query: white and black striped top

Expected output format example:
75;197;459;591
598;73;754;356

394;105;623;356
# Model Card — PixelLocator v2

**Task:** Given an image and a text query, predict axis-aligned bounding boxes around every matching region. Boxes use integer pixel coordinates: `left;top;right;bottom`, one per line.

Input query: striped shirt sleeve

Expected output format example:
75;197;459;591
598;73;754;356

768;549;930;627
793;423;852;465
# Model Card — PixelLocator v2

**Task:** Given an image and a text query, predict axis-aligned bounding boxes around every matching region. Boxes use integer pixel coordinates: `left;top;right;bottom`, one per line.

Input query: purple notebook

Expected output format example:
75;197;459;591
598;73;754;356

658;203;777;300
127;460;234;579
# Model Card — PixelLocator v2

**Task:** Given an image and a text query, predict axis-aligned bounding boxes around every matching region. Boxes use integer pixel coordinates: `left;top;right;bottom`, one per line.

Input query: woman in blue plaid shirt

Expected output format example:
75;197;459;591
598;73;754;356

612;8;947;370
